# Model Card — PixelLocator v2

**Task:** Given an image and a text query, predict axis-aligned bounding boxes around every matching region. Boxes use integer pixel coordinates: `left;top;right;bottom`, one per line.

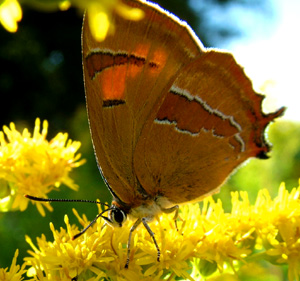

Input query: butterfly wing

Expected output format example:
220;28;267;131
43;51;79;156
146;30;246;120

134;51;285;204
82;0;205;206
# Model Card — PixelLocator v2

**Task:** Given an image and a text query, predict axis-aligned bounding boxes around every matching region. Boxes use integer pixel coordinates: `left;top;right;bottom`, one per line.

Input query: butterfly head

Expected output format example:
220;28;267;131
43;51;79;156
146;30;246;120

107;204;127;227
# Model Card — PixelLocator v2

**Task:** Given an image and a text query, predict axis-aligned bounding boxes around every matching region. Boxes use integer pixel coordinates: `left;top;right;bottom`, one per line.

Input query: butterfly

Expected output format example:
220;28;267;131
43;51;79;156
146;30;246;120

27;0;285;269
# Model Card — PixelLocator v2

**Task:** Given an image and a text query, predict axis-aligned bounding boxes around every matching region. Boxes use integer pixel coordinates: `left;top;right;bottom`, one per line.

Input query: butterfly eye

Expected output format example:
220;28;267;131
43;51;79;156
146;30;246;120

110;208;127;227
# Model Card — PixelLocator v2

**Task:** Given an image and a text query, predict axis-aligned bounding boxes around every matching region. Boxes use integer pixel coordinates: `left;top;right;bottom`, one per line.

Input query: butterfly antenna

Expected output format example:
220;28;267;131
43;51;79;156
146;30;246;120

24;194;110;208
72;207;112;240
25;194;113;240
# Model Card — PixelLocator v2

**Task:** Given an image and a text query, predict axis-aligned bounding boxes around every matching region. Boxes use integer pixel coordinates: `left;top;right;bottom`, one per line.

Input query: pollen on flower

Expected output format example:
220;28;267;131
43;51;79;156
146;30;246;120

0;118;85;216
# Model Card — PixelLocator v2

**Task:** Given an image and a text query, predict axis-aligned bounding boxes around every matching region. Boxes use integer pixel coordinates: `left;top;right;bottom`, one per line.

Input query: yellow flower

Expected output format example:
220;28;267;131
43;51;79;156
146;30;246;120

23;183;300;280
21;202;253;280
0;118;85;216
0;0;22;32
257;183;300;281
25;206;128;281
0;249;26;281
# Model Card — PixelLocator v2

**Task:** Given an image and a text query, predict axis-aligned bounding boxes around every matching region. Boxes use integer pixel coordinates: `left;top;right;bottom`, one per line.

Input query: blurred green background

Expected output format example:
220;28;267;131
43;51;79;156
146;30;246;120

0;0;299;279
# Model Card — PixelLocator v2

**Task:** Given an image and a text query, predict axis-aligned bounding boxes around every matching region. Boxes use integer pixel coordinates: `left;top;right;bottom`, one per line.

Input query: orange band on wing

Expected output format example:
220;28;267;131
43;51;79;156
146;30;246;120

85;51;160;106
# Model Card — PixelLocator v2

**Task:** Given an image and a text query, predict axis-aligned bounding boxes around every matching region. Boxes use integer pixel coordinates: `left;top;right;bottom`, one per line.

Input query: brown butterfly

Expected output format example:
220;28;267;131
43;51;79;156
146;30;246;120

27;0;285;269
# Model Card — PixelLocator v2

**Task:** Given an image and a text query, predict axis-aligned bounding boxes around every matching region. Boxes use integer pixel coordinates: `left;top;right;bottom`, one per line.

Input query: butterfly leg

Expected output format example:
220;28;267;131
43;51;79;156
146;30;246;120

125;218;142;268
125;217;161;268
161;205;179;231
142;217;161;263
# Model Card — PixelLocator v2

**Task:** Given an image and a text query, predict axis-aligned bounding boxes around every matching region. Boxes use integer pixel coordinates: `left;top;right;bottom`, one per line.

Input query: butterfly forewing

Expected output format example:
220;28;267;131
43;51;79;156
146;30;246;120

82;0;206;205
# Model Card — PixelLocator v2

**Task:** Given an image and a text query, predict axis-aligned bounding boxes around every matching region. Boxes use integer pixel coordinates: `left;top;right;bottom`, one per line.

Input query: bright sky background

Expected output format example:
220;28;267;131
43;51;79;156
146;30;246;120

220;0;300;122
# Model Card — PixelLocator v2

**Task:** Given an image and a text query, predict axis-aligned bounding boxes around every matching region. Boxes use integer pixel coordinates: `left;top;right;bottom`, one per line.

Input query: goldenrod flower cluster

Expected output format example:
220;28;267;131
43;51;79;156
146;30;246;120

0;119;85;216
2;184;298;281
